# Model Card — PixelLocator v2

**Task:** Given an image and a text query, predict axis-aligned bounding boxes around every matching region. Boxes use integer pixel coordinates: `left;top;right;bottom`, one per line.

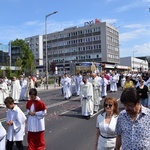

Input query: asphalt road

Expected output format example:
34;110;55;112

0;86;123;150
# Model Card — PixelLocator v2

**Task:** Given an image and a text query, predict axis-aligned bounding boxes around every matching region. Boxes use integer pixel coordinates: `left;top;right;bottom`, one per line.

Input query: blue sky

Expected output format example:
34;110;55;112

0;0;150;57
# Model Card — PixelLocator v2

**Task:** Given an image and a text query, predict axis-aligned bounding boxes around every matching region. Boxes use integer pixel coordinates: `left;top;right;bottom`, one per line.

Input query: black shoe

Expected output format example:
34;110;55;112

86;116;90;120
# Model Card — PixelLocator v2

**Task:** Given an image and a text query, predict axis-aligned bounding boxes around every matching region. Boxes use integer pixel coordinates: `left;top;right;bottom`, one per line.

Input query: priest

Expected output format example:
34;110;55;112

80;76;94;119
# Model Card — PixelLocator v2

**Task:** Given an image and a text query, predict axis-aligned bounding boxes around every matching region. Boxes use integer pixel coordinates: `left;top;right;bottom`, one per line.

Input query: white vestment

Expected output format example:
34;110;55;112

75;75;82;95
90;76;101;112
63;77;71;99
110;76;118;92
0;122;6;150
100;78;108;97
80;82;94;116
68;77;72;97
27;97;47;132
121;77;126;88
11;80;21;102
6;105;26;141
20;79;28;100
26;78;35;100
0;82;9;105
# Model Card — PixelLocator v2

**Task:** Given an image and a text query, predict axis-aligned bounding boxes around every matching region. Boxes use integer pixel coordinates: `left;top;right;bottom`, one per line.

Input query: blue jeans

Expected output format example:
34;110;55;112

140;98;148;107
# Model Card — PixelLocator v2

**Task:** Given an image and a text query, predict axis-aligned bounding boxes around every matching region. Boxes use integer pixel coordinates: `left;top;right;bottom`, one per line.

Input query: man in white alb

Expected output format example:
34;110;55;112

80;76;94;119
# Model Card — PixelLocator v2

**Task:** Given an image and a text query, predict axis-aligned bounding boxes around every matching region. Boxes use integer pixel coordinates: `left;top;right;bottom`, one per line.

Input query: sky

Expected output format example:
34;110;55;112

0;0;150;57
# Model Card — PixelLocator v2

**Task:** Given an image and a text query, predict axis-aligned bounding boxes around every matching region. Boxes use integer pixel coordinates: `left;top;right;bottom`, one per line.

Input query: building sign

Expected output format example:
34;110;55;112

84;20;94;26
84;19;101;26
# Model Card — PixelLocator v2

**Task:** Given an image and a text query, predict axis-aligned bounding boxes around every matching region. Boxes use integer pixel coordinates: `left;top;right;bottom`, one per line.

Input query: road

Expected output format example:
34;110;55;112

0;86;123;150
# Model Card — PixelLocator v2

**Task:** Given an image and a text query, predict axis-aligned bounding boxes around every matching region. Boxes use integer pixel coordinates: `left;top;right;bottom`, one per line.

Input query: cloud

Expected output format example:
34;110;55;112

120;28;149;42
116;3;140;13
119;22;150;42
123;24;150;29
120;42;150;57
0;18;95;44
116;0;150;13
23;21;42;26
102;19;118;24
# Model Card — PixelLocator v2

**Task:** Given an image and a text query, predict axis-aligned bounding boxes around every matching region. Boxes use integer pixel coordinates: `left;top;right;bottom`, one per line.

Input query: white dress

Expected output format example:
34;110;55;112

96;112;118;150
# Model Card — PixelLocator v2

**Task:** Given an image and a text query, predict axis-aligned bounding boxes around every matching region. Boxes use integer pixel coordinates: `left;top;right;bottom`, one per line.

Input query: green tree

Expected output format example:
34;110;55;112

14;57;23;77
11;39;35;76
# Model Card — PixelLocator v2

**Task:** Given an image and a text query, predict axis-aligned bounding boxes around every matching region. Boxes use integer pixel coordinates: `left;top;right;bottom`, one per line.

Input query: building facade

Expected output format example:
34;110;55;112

120;57;148;72
25;19;119;76
25;35;43;77
0;44;9;66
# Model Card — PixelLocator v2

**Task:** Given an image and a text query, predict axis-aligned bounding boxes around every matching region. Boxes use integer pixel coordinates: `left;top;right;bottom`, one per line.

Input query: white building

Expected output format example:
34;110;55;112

25;35;44;77
120;57;148;72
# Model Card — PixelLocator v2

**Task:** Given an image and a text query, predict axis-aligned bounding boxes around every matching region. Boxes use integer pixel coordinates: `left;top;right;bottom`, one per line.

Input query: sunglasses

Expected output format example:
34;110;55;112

105;104;113;108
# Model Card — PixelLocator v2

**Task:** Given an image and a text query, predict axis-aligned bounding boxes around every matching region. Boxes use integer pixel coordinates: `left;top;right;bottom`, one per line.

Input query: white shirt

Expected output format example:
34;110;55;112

6;105;26;141
27;97;47;132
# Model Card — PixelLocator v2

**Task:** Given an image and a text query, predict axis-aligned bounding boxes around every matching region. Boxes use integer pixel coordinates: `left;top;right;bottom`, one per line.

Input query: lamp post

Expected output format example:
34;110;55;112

9;41;11;68
132;50;138;71
45;11;58;89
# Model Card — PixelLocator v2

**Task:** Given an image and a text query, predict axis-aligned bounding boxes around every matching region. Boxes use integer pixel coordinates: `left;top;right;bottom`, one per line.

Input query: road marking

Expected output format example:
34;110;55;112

0;97;80;123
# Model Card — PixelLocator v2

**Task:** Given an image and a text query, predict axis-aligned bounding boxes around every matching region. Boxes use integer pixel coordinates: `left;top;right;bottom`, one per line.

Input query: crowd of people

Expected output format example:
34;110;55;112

60;70;150;149
60;71;150;117
0;70;150;149
0;75;37;107
0;88;47;150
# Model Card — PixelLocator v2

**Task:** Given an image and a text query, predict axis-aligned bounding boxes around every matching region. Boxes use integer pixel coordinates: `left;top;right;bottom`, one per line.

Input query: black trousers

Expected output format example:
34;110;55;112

6;140;24;150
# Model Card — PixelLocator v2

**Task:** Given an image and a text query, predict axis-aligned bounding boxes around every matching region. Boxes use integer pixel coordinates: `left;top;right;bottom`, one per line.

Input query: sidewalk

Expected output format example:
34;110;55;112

36;84;61;92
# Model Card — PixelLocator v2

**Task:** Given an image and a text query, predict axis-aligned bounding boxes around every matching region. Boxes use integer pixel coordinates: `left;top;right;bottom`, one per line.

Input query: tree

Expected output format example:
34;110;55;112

14;57;23;77
11;39;35;76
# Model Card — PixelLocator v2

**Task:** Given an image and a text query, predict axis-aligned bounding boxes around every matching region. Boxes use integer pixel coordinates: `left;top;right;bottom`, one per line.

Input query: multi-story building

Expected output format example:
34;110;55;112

25;19;119;76
0;44;9;66
25;35;43;76
11;46;21;66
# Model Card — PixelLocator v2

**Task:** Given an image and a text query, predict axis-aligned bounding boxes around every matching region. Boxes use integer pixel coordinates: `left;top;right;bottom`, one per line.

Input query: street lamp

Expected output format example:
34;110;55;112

9;41;12;68
133;50;138;71
45;11;58;89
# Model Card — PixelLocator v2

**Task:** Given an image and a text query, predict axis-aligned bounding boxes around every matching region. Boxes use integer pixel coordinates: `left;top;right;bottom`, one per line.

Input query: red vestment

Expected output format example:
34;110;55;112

26;99;46;150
